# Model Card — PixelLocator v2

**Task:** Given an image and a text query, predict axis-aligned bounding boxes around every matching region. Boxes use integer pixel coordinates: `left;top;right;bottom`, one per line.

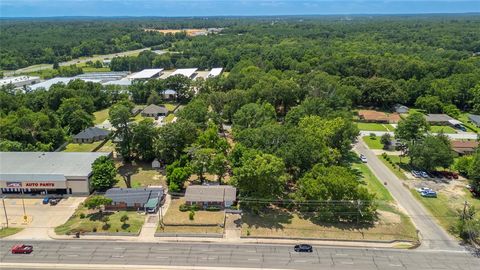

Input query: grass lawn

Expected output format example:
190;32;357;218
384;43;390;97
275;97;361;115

430;125;457;134
378;154;409;180
164;103;178;112
385;124;396;131
353;163;393;202
97;140;115;152
158;198;225;234
0;227;23;238
63;141;102;152
163;114;175;123
362;136;384;150
93;108;109;124
55;207;145;235
133;114;146;123
356;122;388;131
115;161;166;188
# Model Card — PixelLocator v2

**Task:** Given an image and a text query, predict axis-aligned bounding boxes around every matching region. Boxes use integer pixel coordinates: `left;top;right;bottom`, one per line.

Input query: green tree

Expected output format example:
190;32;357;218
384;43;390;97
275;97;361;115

468;150;480;194
233;103;276;130
296;165;376;222
167;166;191;192
415;95;444;113
155;120;198;164
120;214;129;226
177;99;209;128
409;134;454;171
132;119;157;161
91;156;117;191
109;101;134;162
83;195;113;210
380;133;392;149
395;112;429;145
147;91;162;105
232;152;287;207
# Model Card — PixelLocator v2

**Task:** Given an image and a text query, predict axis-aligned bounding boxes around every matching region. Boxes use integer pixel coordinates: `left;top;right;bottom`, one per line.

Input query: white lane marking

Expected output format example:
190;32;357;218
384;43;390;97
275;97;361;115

156;256;168;259
114;247;125;250
66;254;78;257
112;255;124;258
247;258;260;261
389;264;402;267
68;246;81;249
340;261;354;265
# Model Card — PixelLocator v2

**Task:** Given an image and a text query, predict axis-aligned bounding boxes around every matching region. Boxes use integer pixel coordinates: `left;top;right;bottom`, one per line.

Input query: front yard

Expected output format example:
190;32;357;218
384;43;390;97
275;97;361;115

356;122;388;131
157;197;225;234
55;206;145;235
0;227;23;238
242;162;418;242
93;108;110;125
63;141;103;152
362;136;384;149
430;125;457;134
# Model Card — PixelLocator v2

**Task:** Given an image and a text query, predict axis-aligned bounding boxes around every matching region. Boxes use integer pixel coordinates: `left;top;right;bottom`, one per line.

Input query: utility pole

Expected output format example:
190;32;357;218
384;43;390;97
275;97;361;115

462;200;468;220
2;197;8;228
21;189;27;222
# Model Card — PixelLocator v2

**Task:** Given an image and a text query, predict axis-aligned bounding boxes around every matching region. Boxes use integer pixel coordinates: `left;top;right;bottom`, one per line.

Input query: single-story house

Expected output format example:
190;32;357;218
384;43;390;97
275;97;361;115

73;127;110;143
141;104;168;118
394;104;409;114
131;106;144;116
358;110;401;124
425;114;455;126
469;114;480;127
105;186;165;212
162;89;177;100
451;140;479;156
185;185;237;209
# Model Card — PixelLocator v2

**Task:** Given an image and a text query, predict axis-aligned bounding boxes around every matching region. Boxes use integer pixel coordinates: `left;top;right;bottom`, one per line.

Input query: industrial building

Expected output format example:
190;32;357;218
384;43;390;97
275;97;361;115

169;68;198;79
0;152;111;195
28;77;101;91
0;76;41;89
207;68;223;78
129;68;164;80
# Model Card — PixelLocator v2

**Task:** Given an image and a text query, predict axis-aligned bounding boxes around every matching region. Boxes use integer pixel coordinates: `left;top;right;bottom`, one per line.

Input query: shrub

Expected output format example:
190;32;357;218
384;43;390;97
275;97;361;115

369;133;376;139
179;204;190;212
190;204;200;211
189;210;195;221
92;227;97;232
79;213;86;219
206;206;221;211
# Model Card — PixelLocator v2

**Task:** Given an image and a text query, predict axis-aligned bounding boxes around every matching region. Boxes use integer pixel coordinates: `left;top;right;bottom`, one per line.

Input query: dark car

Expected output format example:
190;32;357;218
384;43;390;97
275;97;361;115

294;244;313;252
49;198;60;205
11;244;33;254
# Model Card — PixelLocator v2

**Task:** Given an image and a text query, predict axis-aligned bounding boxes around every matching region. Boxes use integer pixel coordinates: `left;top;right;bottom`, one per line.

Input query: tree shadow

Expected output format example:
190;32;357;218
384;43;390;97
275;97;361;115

87;211;113;221
117;162;140;188
121;223;130;230
300;211;377;231
242;207;293;230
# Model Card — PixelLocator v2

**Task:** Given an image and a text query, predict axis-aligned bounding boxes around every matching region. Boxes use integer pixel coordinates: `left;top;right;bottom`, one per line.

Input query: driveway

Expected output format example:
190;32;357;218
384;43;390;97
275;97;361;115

0;196;85;240
354;140;460;251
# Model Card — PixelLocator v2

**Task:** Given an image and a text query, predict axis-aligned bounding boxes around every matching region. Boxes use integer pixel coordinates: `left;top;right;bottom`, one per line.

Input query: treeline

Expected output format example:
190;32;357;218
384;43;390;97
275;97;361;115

0;81;127;151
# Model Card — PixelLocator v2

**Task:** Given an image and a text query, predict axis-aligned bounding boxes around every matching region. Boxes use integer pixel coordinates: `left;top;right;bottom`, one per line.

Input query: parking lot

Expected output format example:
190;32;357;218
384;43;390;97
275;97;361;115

0;196;85;240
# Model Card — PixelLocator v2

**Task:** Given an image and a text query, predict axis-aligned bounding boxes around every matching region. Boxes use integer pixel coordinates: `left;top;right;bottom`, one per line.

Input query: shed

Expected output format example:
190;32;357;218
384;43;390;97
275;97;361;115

185;185;236;208
73;127;110;143
162;89;177;100
152;159;161;169
394;104;409;114
141;104;168;118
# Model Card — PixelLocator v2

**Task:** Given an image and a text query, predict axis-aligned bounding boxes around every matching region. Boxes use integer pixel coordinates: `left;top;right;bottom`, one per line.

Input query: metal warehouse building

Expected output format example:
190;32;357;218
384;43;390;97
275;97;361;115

0;152;111;195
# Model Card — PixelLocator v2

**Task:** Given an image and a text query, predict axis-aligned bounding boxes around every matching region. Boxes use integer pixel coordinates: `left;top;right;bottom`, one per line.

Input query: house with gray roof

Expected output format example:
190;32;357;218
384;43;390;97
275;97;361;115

162;89;177;100
105;186;164;212
469;114;480;127
141;104;168;118
185;185;236;209
73;127;110;143
425;114;455;125
394;104;409;114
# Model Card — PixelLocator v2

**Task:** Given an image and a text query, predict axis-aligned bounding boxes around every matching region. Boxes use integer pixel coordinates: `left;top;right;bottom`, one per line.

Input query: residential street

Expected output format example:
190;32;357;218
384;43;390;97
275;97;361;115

354;140;460;251
1;240;478;270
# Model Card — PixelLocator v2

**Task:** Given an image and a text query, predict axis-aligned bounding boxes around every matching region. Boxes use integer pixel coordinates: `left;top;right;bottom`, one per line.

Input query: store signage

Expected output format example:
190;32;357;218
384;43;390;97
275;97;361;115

6;182;22;187
24;182;56;188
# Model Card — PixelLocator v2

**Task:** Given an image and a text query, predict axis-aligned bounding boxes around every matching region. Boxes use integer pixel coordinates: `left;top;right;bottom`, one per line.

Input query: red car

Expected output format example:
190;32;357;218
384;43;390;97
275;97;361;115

11;244;33;254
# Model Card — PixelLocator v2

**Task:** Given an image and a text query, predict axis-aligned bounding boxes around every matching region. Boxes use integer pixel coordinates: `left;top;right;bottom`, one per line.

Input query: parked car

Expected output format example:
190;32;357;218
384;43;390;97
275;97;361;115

420;171;430;178
294;244;313;252
42;197;50;204
360;154;367;163
11;244;33;254
416;187;432;193
421;190;437;198
49;198;61;205
454;124;467;132
411;170;421;178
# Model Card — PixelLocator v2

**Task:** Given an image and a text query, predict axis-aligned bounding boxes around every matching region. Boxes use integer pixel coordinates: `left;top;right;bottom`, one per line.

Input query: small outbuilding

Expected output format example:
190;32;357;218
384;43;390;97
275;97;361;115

141;104;168;118
185;185;237;209
73;127;110;143
394;104;409;114
469;114;480;127
162;89;177;100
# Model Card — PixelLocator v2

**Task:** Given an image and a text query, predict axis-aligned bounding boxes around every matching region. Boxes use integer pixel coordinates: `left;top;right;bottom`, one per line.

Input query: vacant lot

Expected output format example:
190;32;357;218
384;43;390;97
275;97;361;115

242;162;417;242
55;206;145;235
93;108;109;124
158;198;225;234
115;161;166;188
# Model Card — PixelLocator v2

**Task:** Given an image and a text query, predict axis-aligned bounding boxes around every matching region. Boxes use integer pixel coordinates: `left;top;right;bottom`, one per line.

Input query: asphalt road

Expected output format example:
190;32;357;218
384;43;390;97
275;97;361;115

1;240;479;270
355;140;460;251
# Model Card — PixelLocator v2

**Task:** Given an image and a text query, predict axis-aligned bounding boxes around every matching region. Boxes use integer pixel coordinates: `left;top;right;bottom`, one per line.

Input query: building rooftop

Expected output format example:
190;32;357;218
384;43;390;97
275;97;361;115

0;152;110;179
28;77;102;91
75;72;129;83
102;78;132;86
451;140;479;149
170;68;198;78
358;110;401;123
142;104;168;115
73;127;110;140
129;69;164;79
185;185;236;203
207;68;223;78
0;76;40;86
425;114;455;122
468;114;480;124
105;187;164;206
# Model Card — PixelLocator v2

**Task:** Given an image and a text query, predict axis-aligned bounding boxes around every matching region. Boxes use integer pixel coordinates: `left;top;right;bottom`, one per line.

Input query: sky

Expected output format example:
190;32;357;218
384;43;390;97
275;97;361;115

1;0;479;17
